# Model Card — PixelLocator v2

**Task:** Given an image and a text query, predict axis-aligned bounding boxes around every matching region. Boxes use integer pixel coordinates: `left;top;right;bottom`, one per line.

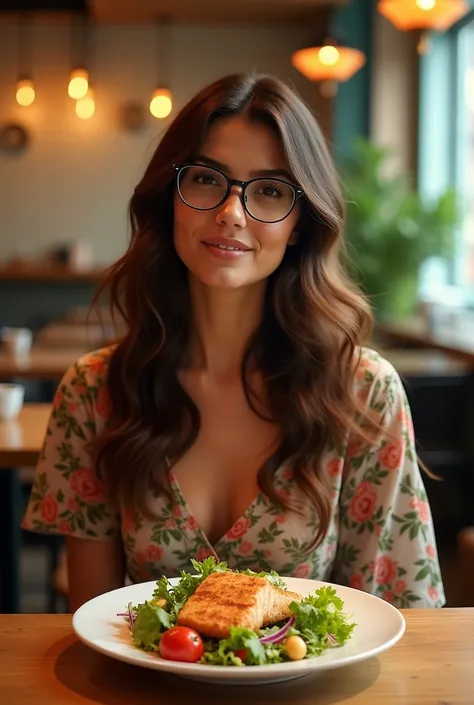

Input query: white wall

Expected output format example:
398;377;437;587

0;23;328;265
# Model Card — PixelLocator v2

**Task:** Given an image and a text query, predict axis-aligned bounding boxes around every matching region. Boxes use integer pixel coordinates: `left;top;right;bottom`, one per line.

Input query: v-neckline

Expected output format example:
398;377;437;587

168;469;262;550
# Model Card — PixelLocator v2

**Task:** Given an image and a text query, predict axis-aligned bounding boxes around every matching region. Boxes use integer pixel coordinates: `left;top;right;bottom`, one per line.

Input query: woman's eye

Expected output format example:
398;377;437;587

196;172;217;185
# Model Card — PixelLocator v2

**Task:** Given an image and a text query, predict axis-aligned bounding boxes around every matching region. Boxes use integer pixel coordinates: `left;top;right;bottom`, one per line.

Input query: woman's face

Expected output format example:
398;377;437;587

173;116;300;290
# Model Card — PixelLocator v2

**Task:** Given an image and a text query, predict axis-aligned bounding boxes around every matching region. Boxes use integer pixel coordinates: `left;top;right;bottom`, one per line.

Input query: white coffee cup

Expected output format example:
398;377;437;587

0;383;25;421
0;327;33;356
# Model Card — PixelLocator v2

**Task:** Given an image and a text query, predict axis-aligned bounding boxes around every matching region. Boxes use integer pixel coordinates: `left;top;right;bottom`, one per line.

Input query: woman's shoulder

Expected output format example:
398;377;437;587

66;344;117;384
355;346;399;381
354;346;402;402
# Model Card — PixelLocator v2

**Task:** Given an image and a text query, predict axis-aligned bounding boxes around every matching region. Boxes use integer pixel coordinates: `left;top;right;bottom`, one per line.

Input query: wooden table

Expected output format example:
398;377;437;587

0;610;472;704
0;347;86;381
0;403;50;466
0;404;51;614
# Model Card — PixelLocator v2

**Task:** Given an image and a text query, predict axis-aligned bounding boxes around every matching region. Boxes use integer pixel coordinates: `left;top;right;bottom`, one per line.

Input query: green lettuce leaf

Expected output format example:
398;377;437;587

200;626;267;666
131;602;171;651
289;586;356;657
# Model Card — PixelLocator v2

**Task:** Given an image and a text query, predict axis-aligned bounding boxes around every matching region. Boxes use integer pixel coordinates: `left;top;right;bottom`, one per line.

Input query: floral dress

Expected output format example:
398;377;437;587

22;346;445;609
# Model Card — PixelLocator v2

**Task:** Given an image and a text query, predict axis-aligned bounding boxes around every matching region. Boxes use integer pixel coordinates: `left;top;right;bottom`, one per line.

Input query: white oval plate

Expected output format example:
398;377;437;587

72;577;405;685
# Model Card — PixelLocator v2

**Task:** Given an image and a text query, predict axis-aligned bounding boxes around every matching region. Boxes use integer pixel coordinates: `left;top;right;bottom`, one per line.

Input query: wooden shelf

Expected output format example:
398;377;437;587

0;265;105;283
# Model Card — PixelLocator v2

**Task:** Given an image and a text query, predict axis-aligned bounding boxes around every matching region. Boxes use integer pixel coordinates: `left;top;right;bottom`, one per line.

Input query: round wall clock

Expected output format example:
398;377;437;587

0;123;30;153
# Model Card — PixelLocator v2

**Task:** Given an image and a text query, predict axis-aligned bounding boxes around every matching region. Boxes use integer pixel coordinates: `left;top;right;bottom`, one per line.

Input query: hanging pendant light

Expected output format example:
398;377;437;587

377;0;469;32
68;13;89;100
291;13;366;97
15;14;35;107
75;87;95;120
150;17;173;119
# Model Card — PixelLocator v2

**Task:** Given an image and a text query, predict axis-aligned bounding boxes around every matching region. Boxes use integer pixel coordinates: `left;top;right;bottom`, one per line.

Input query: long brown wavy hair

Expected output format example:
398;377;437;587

94;72;380;548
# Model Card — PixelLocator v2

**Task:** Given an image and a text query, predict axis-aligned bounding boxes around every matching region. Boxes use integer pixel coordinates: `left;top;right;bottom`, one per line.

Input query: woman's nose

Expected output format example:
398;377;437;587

215;187;247;228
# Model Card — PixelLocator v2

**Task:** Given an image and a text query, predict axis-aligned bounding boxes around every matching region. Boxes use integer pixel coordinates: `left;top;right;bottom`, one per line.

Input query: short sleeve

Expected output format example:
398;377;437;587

22;349;119;541
331;349;446;608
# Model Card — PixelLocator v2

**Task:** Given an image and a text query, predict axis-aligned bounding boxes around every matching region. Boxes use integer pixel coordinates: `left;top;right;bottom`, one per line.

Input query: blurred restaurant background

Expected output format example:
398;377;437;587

0;0;473;613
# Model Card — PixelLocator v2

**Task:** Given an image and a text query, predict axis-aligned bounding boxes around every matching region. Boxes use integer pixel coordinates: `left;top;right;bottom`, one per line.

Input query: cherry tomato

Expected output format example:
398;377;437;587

159;626;204;663
234;648;248;663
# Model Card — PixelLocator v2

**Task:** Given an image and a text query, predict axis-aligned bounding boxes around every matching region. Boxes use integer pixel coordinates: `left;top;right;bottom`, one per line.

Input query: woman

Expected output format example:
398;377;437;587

23;73;444;612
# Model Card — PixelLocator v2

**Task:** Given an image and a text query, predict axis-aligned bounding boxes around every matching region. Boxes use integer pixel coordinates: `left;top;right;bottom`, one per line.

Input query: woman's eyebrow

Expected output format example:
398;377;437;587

193;154;293;181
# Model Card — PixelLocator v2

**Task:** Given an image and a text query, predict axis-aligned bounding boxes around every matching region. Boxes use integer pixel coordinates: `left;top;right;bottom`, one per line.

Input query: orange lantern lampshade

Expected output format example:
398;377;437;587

377;0;469;32
291;37;366;83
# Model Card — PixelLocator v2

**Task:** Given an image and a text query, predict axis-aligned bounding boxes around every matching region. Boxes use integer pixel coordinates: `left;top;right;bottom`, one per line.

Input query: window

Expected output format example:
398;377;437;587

456;18;474;296
418;10;474;306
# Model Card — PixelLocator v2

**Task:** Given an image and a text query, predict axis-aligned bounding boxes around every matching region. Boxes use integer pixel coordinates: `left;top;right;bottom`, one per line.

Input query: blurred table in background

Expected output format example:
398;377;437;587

0;347;87;381
378;317;474;365
384;348;472;377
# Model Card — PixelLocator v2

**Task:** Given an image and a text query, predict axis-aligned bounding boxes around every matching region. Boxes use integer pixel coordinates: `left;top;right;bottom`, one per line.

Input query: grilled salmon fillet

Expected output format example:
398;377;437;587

177;571;301;639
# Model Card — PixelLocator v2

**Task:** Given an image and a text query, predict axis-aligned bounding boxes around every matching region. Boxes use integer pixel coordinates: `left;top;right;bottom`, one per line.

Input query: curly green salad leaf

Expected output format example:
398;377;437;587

126;557;356;664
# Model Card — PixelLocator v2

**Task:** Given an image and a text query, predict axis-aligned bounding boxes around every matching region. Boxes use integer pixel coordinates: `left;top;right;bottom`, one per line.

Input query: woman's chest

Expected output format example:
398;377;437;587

171;380;280;545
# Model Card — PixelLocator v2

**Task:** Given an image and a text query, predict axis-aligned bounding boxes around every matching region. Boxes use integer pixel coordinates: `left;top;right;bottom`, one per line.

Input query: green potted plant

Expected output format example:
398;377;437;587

340;138;458;319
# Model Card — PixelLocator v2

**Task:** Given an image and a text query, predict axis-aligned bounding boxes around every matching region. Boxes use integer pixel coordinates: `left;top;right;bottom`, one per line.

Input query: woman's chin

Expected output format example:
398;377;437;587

192;268;256;290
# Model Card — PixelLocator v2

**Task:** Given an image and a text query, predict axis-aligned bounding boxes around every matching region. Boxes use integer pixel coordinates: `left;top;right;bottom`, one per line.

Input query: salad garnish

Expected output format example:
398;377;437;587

118;557;356;666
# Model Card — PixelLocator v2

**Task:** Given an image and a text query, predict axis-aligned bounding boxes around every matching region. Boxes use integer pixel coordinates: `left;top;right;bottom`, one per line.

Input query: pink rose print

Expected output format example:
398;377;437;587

40;493;58;524
70;468;105;504
95;385;111;418
264;550;272;559
295;564;312;579
239;541;253;555
53;391;64;409
426;544;436;559
417;500;430;524
74;384;88;397
67;497;80;513
410;498;430;523
185;516;199;531
58;518;71;534
275;514;286;524
68;402;78;413
281;468;293;481
368;561;375;574
196;547;214;562
375;556;397;585
349;481;377;523
88;357;106;374
394;579;406;595
165;518;176;529
428;586;438;602
173;505;183;518
383;591;395;603
144;544;164;561
379;441;403;471
349;574;364;590
326;458;342;477
226;516;251;540
356;357;371;380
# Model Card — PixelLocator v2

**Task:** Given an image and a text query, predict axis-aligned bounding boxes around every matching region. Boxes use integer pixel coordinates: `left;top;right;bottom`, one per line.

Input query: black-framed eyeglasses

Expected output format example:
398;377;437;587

173;163;304;224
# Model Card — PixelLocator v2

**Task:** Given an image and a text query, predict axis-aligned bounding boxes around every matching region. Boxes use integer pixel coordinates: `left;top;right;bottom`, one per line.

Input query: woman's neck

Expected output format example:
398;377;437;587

185;275;266;382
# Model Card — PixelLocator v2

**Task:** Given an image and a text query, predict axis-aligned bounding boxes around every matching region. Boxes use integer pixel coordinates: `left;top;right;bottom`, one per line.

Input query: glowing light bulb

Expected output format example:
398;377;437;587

16;78;35;106
75;89;95;120
416;0;436;10
149;87;172;119
68;68;89;100
318;45;340;67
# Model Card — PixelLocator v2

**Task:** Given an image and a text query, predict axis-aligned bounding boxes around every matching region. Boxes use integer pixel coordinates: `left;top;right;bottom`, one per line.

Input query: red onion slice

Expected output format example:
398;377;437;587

259;616;295;644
